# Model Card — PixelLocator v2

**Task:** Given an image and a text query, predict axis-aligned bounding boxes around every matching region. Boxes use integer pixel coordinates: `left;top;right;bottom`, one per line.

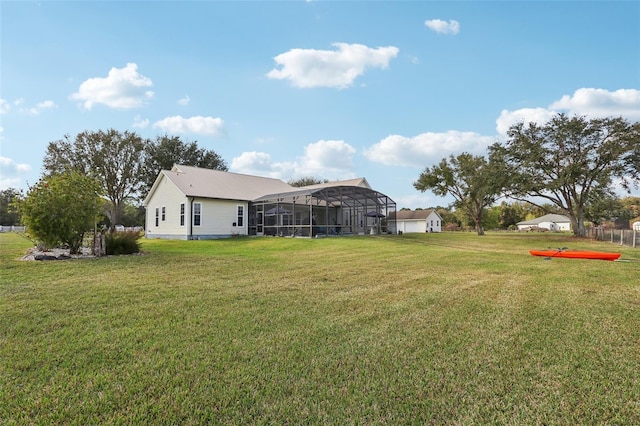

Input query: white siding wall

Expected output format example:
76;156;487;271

518;221;571;231
397;213;442;233
539;221;571;231
399;220;426;233
192;199;248;238
146;175;189;239
425;212;442;232
145;174;250;239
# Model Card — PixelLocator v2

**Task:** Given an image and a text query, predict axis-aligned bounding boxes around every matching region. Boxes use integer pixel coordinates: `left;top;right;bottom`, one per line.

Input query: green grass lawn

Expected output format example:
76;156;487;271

1;232;639;424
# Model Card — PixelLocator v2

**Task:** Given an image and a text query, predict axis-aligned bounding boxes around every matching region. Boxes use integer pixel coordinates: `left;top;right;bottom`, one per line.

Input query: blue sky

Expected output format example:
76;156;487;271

1;0;639;209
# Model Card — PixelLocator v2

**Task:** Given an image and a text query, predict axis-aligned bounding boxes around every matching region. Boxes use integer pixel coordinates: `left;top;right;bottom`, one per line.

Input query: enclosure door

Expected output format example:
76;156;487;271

257;211;263;235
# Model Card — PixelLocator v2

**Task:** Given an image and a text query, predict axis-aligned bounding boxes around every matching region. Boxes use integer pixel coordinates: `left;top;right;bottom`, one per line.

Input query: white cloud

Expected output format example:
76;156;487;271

549;88;640;120
266;42;399;89
425;19;460;35
231;140;357;181
70;63;154;110
297;139;356;176
0;99;9;114
255;136;275;144
496;88;640;135
153;115;225;136
364;131;494;167
0;156;32;190
495;107;558;135
230;152;288;178
0;156;31;173
178;95;190;106
21;100;58;116
38;100;55;109
132;115;150;128
1;98;57;115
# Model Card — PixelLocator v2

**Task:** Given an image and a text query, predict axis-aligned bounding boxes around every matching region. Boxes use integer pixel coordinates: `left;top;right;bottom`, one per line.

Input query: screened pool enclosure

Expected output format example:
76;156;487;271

249;185;396;237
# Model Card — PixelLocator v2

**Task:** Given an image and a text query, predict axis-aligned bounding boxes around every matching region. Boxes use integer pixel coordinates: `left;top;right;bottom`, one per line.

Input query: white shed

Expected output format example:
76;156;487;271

516;214;572;231
393;209;443;233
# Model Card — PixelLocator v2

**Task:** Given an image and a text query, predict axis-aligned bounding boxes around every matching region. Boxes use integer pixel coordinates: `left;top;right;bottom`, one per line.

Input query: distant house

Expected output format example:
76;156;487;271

516;214;571;232
143;164;397;239
391;209;443;233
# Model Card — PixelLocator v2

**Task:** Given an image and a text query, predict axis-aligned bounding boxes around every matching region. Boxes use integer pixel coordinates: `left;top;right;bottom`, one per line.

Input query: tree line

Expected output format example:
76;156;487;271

42;130;228;226
421;197;639;233
415;114;640;237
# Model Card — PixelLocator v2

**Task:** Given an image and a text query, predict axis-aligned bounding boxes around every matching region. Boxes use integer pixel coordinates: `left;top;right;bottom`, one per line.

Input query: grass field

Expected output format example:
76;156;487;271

1;231;639;424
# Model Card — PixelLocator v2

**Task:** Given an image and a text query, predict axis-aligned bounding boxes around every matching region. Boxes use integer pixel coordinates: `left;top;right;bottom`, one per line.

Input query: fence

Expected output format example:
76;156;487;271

1;226;143;233
586;227;639;248
0;226;26;233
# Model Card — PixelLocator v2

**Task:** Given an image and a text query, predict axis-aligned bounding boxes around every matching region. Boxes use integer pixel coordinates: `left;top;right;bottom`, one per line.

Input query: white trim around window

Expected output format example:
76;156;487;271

237;205;244;227
193;202;202;227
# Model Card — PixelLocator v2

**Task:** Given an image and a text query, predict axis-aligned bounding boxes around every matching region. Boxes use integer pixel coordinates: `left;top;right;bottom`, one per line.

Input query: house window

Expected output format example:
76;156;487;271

162;206;166;221
180;203;185;226
193;202;202;226
430;220;433;226
237;205;244;227
155;208;159;227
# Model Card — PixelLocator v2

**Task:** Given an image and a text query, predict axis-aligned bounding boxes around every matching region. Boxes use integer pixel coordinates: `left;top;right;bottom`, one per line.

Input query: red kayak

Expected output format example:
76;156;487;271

530;249;621;261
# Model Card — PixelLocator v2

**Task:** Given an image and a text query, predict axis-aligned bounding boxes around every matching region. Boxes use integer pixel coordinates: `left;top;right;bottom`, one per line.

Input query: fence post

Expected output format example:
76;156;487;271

93;232;106;257
634;229;637;248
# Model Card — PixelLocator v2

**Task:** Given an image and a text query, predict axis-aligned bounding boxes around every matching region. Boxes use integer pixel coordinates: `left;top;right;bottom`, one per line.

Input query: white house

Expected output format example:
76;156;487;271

516;214;572;231
144;165;397;239
392;209;443;233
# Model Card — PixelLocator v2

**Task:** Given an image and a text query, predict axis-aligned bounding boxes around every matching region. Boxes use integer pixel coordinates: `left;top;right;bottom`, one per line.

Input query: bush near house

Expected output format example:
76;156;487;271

105;231;141;255
17;172;102;254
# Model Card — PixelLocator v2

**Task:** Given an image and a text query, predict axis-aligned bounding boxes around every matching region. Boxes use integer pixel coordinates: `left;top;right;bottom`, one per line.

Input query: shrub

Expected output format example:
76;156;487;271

105;231;141;255
443;223;462;231
18;172;102;254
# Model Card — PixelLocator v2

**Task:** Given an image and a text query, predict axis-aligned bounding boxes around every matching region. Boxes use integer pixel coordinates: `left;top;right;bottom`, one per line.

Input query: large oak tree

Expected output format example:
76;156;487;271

44;129;146;227
490;114;640;237
414;152;510;235
140;135;228;195
287;177;329;187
